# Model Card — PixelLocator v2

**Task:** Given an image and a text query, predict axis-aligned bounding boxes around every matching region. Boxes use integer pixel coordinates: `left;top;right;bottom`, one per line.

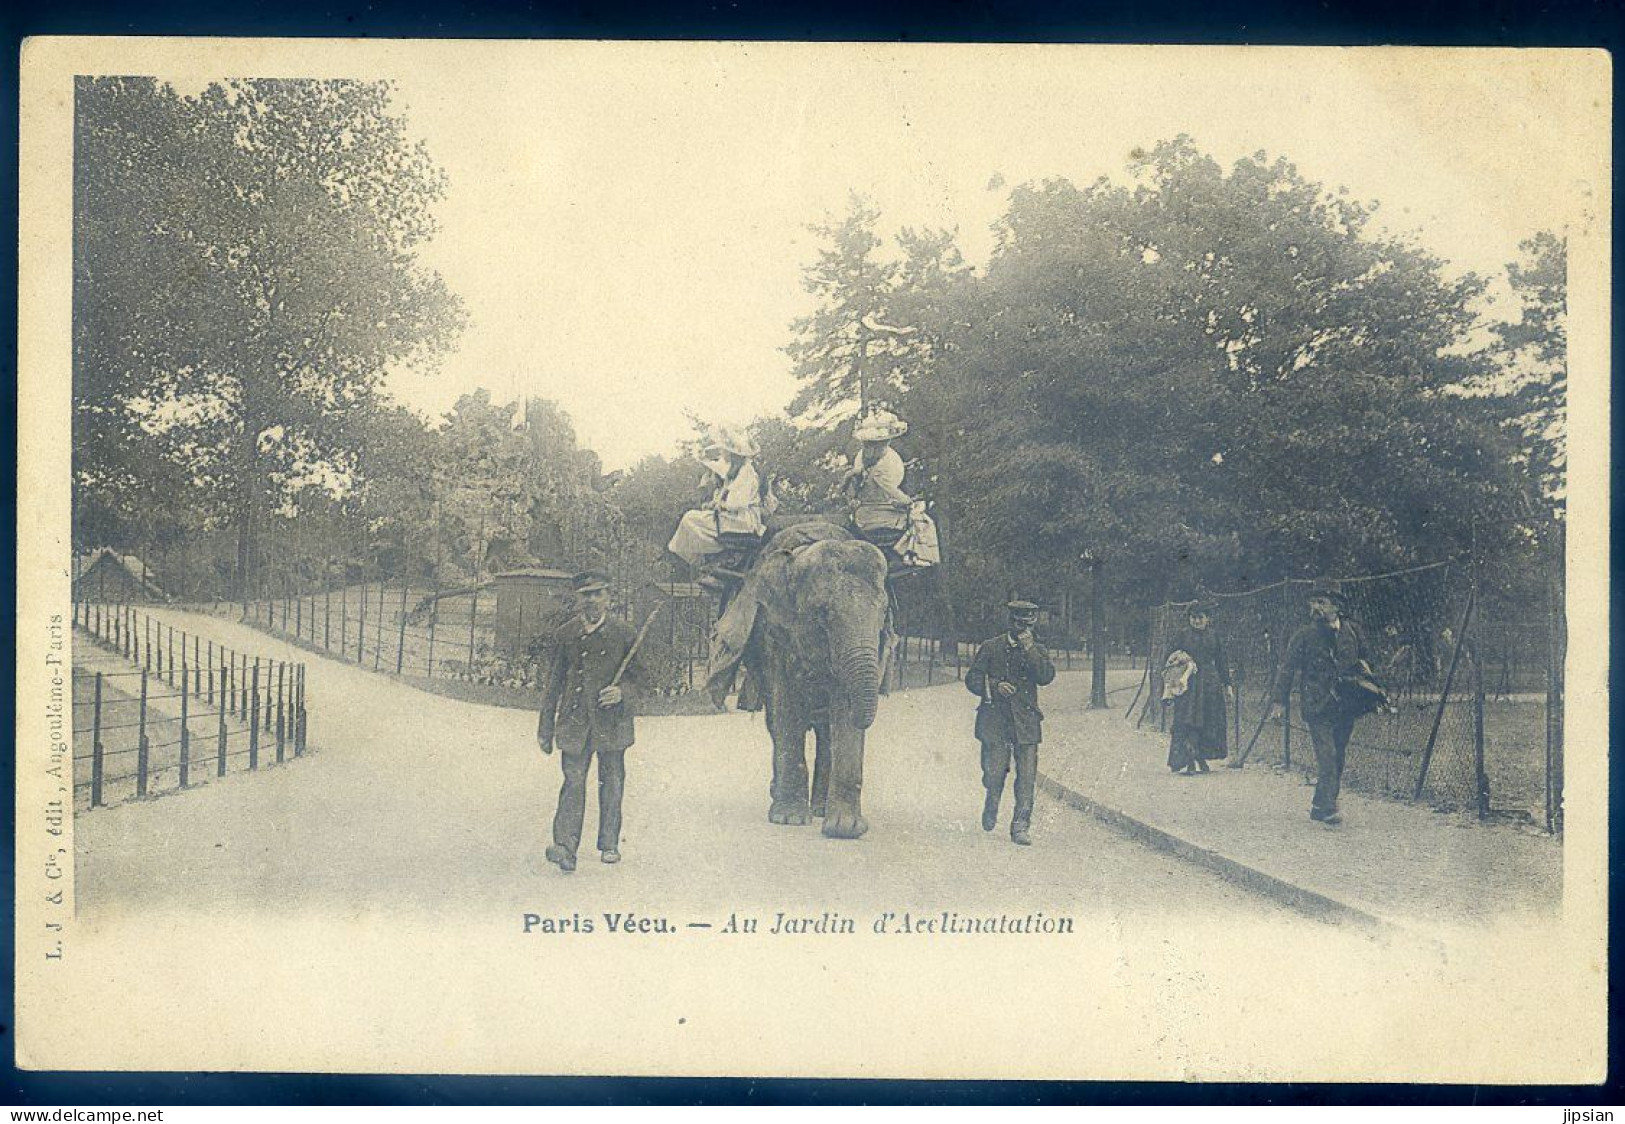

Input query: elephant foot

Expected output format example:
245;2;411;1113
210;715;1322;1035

769;799;812;826
821;807;869;839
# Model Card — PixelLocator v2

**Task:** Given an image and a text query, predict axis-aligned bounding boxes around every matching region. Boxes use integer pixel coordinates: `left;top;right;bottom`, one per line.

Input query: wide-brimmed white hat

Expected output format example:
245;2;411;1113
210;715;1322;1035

854;409;908;442
712;424;758;458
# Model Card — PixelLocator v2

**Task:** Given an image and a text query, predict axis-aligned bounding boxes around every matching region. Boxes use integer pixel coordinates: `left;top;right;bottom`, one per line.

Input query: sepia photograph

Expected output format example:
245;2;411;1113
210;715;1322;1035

14;38;1610;1083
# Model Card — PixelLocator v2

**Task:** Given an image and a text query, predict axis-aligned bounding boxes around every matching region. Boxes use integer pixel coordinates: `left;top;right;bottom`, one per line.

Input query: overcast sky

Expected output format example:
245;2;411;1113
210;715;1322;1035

377;45;1605;470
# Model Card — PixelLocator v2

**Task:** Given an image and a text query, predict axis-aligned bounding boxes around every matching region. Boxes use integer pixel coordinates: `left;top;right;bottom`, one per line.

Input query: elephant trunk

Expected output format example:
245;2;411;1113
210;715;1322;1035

832;635;881;730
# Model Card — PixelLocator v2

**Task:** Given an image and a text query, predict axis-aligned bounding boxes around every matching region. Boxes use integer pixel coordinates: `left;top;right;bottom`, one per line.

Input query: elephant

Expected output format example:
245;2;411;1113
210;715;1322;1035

712;522;891;839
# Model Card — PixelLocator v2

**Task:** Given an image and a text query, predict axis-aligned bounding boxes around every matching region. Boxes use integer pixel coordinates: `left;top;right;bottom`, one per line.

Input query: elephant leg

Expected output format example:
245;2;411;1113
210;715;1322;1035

821;723;869;840
810;721;832;818
767;704;812;826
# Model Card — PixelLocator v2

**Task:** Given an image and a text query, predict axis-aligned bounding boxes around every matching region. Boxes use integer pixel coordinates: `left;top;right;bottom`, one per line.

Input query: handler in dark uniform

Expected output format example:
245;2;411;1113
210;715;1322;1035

538;570;647;872
965;600;1056;846
1267;580;1377;826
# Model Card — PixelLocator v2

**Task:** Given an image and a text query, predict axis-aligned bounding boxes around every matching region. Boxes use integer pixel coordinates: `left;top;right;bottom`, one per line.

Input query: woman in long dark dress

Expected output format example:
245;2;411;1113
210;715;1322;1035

1164;603;1232;774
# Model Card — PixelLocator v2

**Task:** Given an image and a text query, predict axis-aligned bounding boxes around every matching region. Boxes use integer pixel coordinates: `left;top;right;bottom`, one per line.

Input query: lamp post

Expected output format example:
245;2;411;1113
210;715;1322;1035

1082;549;1108;709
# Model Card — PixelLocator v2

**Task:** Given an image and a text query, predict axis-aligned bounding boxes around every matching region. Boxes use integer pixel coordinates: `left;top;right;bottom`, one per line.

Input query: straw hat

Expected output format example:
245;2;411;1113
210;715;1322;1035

712;425;758;459
854;409;908;443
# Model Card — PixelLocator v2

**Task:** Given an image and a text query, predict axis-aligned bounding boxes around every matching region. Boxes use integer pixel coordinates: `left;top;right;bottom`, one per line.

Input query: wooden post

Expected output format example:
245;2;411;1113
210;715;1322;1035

296;590;303;640
179;658;191;788
275;662;287;764
427;590;439;678
467;584;480;674
1473;645;1488;819
1282;694;1291;770
216;667;228;777
1233;670;1243;755
90;672;105;808
397;584;409;674
374;584;384;671
340;584;349;658
1415;588;1476;802
324;584;332;652
1546;530;1565;833
136;669;151;798
249;662;261;770
1088;556;1108;709
295;664;307;756
237;652;248;723
357;579;367;663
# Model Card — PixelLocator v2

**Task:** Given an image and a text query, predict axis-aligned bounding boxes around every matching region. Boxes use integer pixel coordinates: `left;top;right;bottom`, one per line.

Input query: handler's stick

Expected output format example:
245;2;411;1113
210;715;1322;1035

1230;707;1275;769
610;606;662;688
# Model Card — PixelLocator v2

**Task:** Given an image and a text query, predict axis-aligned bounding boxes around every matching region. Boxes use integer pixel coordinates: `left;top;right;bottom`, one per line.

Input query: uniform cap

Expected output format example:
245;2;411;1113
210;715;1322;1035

1006;600;1040;613
1307;578;1347;606
572;570;612;593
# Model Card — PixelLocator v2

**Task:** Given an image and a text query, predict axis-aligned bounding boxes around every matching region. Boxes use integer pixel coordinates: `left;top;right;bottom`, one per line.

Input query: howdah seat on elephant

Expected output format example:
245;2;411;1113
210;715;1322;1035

706;521;891;839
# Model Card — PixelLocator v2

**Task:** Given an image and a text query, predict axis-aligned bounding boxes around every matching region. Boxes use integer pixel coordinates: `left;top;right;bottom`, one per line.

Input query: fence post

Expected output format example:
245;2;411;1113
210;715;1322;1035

1473;645;1488;819
275;661;287;764
467;584;479;674
249;662;260;770
427;591;438;678
1282;695;1291;770
237;652;247;723
397;585;409;674
1233;660;1242;752
167;625;175;687
1415;587;1476;802
325;584;332;652
374;584;384;671
1546;535;1565;833
263;659;274;732
1135;618;1155;729
357;579;367;663
194;634;202;698
295;664;307;756
216;666;228;777
207;641;215;704
136;669;151;798
91;672;105;808
296;591;303;640
179;658;191;789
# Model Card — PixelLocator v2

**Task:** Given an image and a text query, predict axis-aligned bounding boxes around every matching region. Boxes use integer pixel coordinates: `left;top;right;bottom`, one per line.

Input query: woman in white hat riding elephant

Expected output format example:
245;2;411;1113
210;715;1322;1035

840;409;939;568
667;425;774;586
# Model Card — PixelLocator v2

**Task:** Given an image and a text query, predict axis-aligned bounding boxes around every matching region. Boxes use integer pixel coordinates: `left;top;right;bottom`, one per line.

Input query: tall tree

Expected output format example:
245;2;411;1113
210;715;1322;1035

785;194;901;420
74;77;464;597
1484;231;1567;510
899;138;1528;633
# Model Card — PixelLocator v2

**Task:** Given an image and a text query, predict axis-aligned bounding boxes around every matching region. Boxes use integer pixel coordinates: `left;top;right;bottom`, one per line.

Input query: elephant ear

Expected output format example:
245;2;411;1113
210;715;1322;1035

748;548;802;625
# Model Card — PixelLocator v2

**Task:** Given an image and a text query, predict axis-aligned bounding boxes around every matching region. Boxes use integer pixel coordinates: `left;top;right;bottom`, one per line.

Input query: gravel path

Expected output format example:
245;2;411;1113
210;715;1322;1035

78;609;1308;929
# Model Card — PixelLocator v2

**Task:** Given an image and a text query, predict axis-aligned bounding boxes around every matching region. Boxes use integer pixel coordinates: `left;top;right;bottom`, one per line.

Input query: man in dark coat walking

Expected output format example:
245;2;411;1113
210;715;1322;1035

965;600;1057;846
538;570;648;872
1267;580;1377;825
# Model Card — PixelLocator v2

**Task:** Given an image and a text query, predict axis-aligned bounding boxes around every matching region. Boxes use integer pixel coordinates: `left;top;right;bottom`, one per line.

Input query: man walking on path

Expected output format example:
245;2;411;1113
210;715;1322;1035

538;571;648;872
1267;580;1379;826
966;600;1056;846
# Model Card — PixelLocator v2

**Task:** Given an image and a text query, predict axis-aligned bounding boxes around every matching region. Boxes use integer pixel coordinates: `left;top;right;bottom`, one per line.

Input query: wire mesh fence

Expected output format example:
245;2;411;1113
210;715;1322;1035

71;599;309;811
1134;559;1563;831
237;577;716;697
